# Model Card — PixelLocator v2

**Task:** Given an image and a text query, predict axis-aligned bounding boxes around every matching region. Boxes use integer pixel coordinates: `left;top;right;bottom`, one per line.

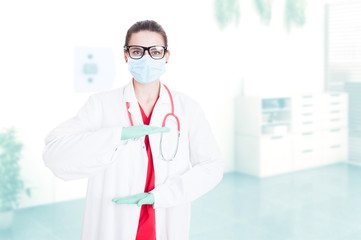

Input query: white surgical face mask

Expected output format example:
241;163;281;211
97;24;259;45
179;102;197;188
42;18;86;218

128;55;166;84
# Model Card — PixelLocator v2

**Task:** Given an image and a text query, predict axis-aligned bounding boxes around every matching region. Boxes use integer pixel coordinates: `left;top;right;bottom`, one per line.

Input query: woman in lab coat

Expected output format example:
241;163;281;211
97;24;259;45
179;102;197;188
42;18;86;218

43;20;223;240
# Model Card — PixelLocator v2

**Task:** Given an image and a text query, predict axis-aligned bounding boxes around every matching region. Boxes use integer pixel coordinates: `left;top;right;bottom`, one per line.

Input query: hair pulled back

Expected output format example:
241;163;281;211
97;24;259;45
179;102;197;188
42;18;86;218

124;20;168;47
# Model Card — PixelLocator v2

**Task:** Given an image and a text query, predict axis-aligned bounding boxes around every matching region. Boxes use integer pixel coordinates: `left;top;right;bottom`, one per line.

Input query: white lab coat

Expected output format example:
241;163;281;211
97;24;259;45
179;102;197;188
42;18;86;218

43;80;223;240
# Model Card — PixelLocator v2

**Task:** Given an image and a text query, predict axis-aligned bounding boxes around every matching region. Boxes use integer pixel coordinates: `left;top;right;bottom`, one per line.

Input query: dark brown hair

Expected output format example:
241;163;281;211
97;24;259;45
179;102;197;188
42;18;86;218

124;20;168;47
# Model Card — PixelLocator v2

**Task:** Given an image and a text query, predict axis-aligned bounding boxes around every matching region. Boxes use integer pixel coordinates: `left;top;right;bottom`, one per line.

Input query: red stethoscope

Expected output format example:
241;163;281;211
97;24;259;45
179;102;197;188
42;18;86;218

126;84;180;161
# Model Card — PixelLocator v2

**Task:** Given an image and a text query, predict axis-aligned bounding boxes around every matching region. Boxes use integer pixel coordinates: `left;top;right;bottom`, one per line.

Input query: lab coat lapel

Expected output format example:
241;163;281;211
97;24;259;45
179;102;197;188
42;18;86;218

149;83;171;129
123;80;143;126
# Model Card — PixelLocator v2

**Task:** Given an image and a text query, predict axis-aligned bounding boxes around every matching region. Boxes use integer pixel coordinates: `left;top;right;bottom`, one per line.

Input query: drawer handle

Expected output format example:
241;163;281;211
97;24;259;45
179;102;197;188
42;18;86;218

303;121;313;125
330;102;340;105
271;136;283;140
330;93;340;97
302;149;313;153
303;104;313;107
302;132;313;135
330;128;341;132
302;113;313;116
330;110;340;114
330;118;340;122
330;145;341;149
302;95;313;98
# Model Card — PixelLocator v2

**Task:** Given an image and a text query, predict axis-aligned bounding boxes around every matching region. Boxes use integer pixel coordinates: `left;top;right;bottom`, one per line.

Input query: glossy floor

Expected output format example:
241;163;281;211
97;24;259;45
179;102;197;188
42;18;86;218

1;163;361;240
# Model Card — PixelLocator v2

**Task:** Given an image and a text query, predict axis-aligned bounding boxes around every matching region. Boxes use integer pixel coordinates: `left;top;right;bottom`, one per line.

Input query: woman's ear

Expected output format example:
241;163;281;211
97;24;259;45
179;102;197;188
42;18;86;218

124;50;128;63
165;50;170;64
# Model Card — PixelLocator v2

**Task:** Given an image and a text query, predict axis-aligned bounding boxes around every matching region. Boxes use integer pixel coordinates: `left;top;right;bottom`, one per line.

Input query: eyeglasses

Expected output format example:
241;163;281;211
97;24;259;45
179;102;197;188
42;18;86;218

124;45;167;60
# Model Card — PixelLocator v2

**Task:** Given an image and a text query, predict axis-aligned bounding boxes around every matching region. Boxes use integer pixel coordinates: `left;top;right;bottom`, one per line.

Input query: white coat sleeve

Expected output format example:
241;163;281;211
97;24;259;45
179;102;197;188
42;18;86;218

151;101;224;208
42;95;124;181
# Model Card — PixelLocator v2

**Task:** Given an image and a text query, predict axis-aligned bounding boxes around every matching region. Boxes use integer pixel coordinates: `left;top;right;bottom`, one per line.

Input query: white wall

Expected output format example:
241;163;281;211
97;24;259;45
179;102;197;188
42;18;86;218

0;0;325;208
215;0;326;172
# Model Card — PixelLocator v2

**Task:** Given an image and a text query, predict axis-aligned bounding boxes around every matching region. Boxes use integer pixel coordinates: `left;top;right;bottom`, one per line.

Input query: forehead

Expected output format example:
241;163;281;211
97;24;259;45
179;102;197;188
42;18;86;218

128;31;165;46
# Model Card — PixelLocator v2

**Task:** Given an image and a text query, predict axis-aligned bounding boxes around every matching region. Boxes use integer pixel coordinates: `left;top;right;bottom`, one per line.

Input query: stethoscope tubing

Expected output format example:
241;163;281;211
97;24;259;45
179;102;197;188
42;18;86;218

126;84;180;161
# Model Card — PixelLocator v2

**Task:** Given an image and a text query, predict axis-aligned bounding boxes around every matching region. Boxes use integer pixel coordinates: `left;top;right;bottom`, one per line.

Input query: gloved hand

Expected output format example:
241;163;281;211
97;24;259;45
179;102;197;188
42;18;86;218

112;192;154;207
121;125;170;140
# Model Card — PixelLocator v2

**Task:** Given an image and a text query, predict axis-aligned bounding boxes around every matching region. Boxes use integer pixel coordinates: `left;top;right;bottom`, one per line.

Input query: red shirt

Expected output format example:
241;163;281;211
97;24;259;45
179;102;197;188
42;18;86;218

135;97;159;240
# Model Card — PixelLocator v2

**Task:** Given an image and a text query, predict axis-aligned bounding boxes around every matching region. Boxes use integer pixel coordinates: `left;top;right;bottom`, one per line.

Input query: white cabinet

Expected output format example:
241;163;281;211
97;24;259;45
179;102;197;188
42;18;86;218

320;93;348;165
235;96;292;136
291;94;322;133
321;93;348;130
235;95;293;177
235;134;293;177
259;135;293;177
292;131;322;171
321;128;348;164
235;92;348;177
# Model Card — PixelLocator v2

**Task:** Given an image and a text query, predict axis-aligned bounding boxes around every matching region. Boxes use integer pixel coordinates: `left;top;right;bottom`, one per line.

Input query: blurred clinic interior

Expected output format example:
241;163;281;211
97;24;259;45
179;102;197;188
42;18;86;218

1;0;361;239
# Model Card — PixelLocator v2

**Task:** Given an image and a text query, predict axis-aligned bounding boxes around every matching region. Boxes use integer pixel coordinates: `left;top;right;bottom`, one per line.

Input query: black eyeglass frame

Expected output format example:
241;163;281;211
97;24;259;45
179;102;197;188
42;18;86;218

124;45;168;60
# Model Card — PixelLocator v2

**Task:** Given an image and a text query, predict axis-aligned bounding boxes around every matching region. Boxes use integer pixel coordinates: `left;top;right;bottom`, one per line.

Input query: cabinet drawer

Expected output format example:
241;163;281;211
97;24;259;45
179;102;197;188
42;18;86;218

321;94;348;113
323;93;348;103
292;94;322;130
292;132;322;150
291;116;322;133
320;128;348;164
293;104;321;115
321;103;348;129
322;116;348;129
321;143;348;164
259;135;293;177
292;94;322;105
321;128;348;146
293;148;322;171
292;111;321;122
292;132;322;170
322;108;347;119
322;102;348;115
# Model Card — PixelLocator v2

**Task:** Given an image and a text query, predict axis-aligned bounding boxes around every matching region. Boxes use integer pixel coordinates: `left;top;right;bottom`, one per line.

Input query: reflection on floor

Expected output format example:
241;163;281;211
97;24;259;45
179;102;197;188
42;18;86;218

1;163;361;240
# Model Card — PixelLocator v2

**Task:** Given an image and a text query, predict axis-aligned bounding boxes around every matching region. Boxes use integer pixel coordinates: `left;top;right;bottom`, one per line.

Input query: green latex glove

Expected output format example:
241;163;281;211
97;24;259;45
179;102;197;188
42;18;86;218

121;125;170;140
112;192;154;207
